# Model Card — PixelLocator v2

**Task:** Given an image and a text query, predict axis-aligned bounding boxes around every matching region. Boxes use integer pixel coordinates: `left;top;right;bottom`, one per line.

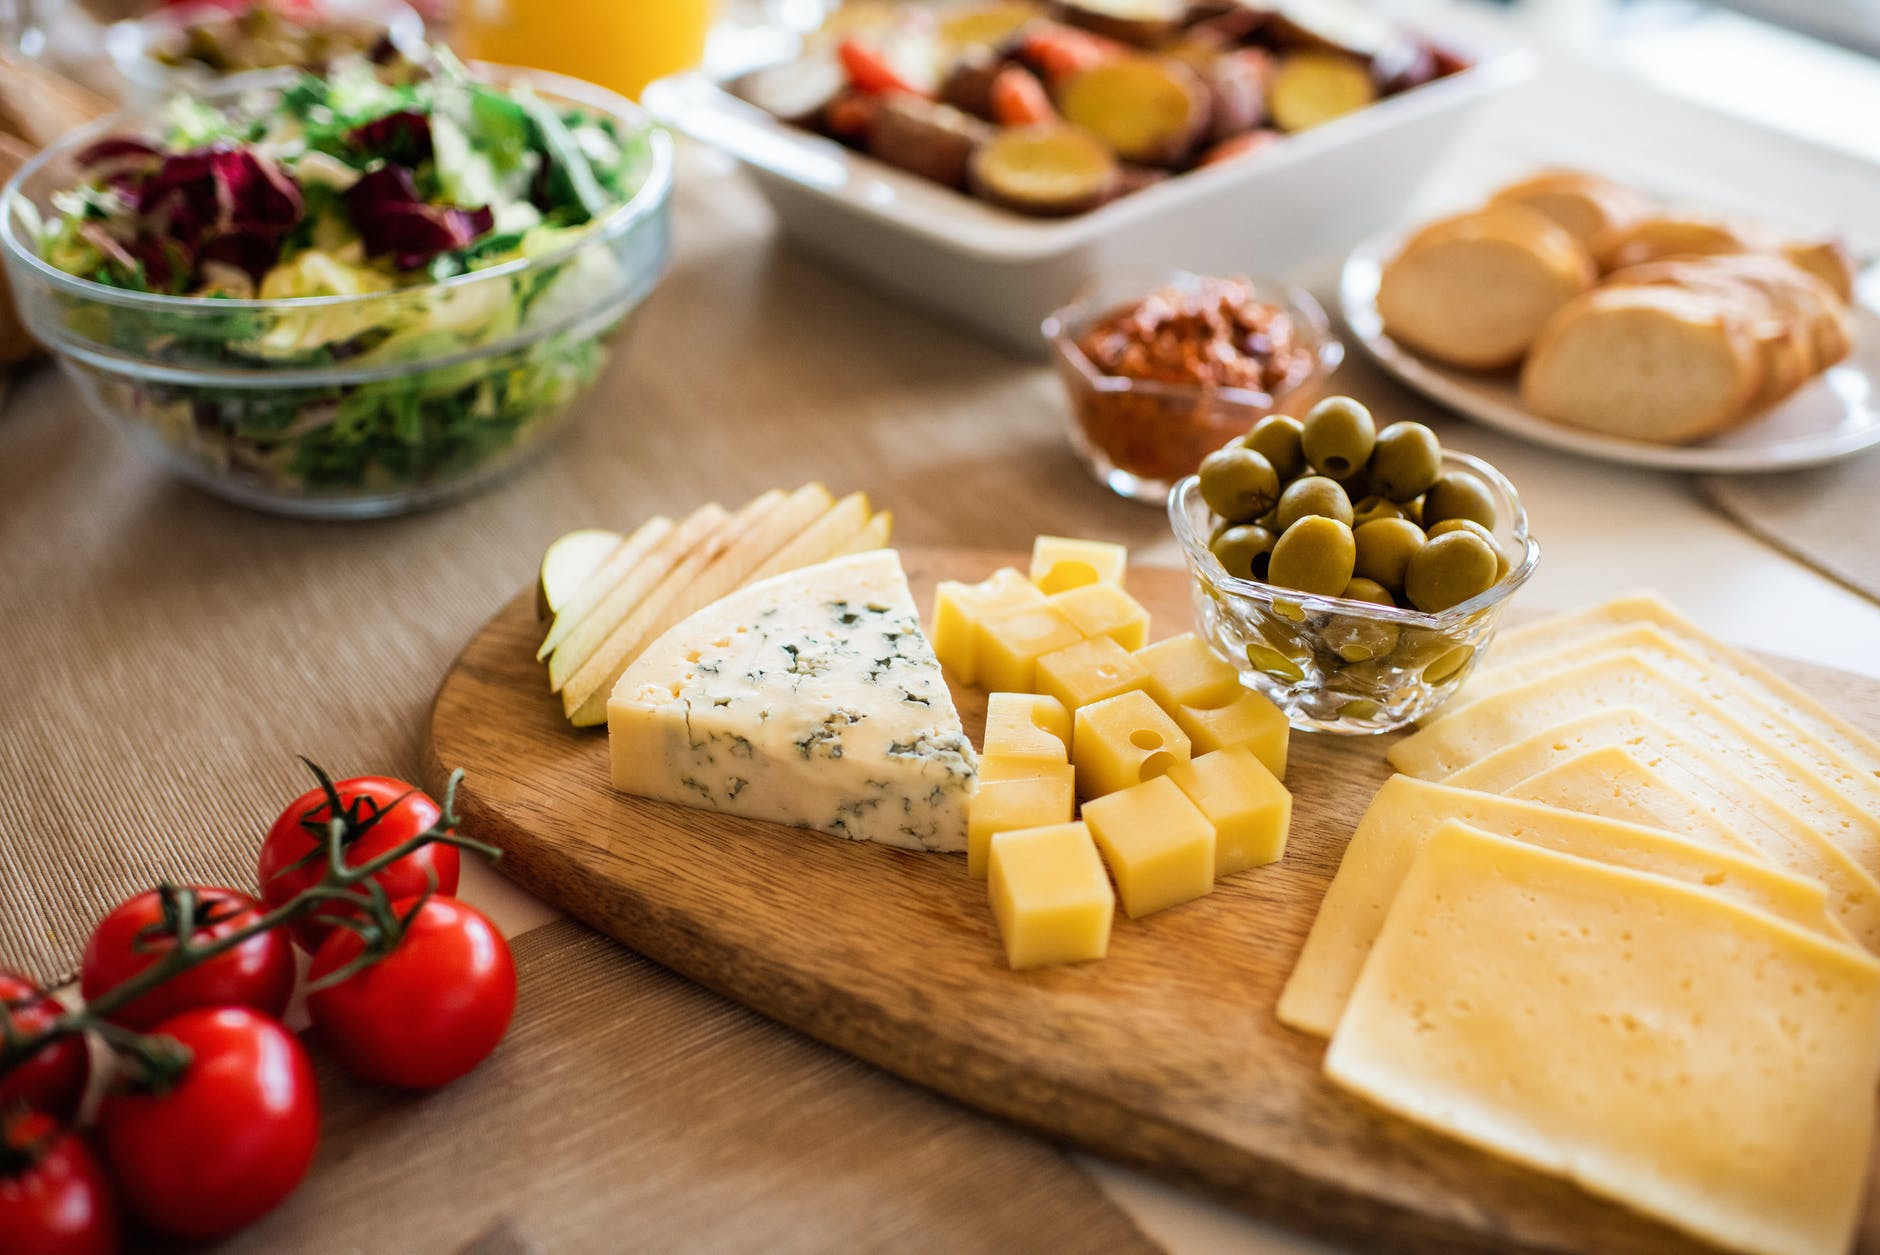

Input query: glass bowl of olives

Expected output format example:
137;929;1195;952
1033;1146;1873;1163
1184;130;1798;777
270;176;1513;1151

1169;396;1540;734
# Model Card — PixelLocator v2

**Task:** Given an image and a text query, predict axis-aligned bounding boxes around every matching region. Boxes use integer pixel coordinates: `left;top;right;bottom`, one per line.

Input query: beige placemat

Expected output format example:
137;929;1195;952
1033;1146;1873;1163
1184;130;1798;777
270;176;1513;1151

205;920;1156;1254
1701;453;1880;606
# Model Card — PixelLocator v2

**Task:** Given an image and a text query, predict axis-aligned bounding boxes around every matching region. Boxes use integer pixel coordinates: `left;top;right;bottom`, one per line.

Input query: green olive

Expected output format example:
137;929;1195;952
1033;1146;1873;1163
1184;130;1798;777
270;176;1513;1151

1369;422;1442;501
1341;577;1396;606
1351;517;1426;592
1199;446;1281;522
1275;475;1353;531
1350;495;1409;529
1403;530;1500;613
1301;396;1377;480
1267;515;1356;596
1210;524;1275;581
1332;465;1372;504
1237;415;1306;481
1426;517;1511;581
1401;495;1424;528
1422;471;1498;531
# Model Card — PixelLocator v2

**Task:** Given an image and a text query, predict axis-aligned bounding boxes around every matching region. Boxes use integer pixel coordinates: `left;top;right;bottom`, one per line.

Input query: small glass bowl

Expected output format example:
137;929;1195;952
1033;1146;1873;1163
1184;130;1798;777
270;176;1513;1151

1169;451;1541;734
1042;269;1343;506
0;64;673;519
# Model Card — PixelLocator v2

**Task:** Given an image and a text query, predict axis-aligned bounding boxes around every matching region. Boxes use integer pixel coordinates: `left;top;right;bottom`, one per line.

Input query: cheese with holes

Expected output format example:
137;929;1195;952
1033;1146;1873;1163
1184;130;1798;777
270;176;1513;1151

1276;775;1843;1037
1325;823;1880;1255
608;551;977;851
1444;707;1880;953
1029;536;1127;594
1388;652;1880;878
1488;591;1880;776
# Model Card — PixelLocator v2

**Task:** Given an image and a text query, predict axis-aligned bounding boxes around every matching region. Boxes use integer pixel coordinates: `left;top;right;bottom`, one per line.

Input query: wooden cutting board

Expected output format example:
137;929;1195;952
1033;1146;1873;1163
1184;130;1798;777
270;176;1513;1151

424;547;1880;1255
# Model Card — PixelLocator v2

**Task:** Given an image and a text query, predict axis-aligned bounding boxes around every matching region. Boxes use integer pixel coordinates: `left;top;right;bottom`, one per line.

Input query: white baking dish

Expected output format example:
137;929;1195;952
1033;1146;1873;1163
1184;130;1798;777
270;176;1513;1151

644;37;1533;354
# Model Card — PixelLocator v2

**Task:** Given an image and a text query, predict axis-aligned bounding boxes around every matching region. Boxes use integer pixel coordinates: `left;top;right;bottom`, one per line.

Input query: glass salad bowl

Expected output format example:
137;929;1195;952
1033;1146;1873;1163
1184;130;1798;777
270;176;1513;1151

0;63;673;518
1169;451;1540;733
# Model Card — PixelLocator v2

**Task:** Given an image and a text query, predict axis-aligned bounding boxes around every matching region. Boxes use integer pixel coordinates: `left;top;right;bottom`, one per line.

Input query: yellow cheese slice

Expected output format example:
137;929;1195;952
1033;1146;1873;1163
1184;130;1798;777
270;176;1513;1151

1488;590;1880;774
1325;822;1880;1255
1388;652;1880;879
1275;775;1843;1037
1445;707;1880;952
1440;623;1880;823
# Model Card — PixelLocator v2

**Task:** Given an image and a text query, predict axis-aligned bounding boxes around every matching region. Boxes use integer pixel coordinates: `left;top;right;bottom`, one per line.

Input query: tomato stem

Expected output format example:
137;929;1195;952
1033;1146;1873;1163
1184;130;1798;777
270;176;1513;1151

0;765;498;1096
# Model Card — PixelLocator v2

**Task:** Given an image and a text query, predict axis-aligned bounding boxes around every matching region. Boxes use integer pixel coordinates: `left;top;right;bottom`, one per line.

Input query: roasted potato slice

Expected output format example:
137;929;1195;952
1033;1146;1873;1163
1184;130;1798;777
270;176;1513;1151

733;53;849;128
1201;47;1272;140
1268;50;1376;132
1057;55;1211;166
969;123;1122;215
939;1;1045;51
867;96;992;189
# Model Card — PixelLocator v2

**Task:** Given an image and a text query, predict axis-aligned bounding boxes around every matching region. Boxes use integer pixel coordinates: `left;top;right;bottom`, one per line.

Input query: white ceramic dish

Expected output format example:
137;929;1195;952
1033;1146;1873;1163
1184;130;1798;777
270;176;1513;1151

643;42;1533;355
1340;229;1880;473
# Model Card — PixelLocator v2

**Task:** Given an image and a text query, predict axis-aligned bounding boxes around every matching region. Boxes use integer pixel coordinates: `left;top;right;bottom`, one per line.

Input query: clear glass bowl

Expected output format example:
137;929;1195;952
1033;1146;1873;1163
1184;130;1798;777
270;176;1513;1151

1169;451;1540;734
1042;269;1343;506
0;64;673;519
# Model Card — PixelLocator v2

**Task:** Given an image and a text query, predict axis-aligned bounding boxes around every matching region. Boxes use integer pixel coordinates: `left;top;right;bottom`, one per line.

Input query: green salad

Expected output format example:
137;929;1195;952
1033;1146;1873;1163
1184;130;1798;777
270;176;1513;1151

34;50;661;500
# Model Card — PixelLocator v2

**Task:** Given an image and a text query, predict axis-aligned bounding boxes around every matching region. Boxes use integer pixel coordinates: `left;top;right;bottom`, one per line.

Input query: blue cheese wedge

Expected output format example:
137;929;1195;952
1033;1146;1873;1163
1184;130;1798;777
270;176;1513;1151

607;550;977;851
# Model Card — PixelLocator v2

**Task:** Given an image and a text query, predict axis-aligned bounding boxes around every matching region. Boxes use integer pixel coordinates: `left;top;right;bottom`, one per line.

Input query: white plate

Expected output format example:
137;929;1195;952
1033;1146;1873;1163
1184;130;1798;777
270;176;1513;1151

1339;230;1880;473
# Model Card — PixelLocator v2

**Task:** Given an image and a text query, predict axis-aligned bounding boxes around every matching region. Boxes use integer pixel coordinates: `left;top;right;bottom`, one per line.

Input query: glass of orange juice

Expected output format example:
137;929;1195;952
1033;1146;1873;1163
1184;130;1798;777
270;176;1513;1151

453;0;716;99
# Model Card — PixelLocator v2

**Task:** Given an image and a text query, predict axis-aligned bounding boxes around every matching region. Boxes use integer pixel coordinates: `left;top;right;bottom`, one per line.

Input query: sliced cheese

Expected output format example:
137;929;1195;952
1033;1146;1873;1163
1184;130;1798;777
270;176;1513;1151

607;550;977;851
1442;622;1880;822
1388;652;1880;879
1276;775;1842;1037
537;515;675;661
563;491;795;725
1505;745;1768;862
547;503;731;690
1325;823;1880;1255
1446;707;1880;952
1489;590;1880;775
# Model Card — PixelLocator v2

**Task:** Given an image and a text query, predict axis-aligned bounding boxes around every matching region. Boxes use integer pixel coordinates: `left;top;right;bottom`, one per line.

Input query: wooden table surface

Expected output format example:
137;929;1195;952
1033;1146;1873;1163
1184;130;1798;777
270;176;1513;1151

6;36;1880;1252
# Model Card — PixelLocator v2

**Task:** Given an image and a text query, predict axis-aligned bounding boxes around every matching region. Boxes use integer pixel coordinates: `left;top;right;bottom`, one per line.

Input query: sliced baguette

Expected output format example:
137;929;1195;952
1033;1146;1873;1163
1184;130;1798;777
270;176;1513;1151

1780;236;1855;305
1603;258;1815;409
1692;252;1853;372
547;503;738;692
1589;213;1763;273
1487;168;1651;249
1520;286;1761;444
1377;205;1595;370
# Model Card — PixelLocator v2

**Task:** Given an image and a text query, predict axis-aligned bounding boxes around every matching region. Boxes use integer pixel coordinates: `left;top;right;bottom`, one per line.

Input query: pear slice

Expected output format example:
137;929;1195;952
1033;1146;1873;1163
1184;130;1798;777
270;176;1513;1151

548;503;734;691
747;490;871;583
562;488;799;726
536;528;624;621
644;483;836;639
538;516;676;662
836;509;893;556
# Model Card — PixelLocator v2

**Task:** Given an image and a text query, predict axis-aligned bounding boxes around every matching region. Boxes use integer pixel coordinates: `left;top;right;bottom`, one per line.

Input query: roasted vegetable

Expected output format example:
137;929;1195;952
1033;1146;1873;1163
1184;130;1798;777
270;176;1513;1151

969;123;1121;215
867;95;991;188
940;51;1006;119
734;53;848;127
1055;0;1189;47
1015;20;1128;83
1057;55;1211;166
938;1;1046;51
990;64;1058;125
1268;51;1376;132
1198;127;1280;166
1202;47;1272;141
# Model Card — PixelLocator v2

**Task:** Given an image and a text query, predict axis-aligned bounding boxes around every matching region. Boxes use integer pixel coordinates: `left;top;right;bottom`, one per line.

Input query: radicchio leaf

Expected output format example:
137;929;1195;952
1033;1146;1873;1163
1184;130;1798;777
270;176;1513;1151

136;146;304;251
343;165;493;270
346;110;433;165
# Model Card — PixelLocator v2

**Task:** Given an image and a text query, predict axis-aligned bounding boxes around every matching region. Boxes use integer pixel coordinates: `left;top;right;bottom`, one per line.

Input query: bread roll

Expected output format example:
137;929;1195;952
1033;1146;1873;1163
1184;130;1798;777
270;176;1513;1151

1520;287;1761;443
1377;205;1596;370
1488;168;1652;249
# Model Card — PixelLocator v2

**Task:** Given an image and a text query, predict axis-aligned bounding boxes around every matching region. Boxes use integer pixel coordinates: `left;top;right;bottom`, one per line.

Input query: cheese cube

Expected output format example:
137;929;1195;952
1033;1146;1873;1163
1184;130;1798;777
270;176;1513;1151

968;773;1077;879
932;569;1045;684
1048;583;1150;651
1082;777;1216;918
981;692;1072;778
1073;690;1191;799
1035;636;1148;714
1030;536;1128;594
1137;633;1242;709
1166;747;1291;877
977;604;1085;694
1169;688;1290;780
987;822;1115;970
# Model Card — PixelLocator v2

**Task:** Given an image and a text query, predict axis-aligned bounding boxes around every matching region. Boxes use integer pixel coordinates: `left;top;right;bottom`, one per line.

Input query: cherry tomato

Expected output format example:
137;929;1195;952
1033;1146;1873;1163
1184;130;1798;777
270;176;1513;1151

80;888;293;1031
307;896;515;1089
99;1008;317;1240
259;774;459;952
0;972;89;1121
0;1109;119;1255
